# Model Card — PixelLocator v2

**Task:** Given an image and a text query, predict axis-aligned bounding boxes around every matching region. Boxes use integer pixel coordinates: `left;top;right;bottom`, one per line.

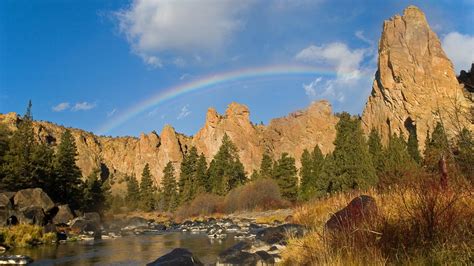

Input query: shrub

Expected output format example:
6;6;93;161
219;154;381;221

0;224;57;248
175;193;225;220
224;178;288;213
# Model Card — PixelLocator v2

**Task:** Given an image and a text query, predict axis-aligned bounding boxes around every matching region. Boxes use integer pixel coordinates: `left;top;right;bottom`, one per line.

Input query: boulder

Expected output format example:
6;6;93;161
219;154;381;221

124;216;149;229
53;205;74;225
256;224;306;245
17;206;46;225
70;217;100;236
13;188;55;211
325;195;378;231
84;212;101;224
0;193;13;210
147;248;203;266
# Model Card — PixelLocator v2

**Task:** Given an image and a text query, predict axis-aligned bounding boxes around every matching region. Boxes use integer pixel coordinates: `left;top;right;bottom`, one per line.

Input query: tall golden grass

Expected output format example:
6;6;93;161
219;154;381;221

0;224;56;248
282;175;473;265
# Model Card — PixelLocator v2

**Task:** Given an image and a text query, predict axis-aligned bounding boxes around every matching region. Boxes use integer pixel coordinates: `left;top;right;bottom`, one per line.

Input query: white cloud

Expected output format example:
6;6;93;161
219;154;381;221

303;77;322;97
107;108;117;117
115;0;251;67
139;54;162;68
295;42;365;81
355;30;373;45
72;102;96;111
52;102;70;112
177;105;191;120
296;42;373;112
442;32;474;73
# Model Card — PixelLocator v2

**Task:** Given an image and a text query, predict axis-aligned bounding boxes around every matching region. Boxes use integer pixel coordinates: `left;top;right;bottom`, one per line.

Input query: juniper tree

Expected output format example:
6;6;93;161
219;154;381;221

424;122;451;172
381;133;417;186
454;128;473;180
83;168;110;212
273;153;298;201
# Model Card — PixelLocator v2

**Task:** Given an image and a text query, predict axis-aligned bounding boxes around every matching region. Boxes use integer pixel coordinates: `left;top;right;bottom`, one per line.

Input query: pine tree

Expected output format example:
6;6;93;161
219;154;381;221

2;101;38;190
51;129;84;209
368;128;384;177
195;153;209;194
317;153;336;196
407;127;421;164
381;133;417;186
139;163;156;211
0;124;10;187
299;149;313;200
259;153;274;179
273;153;298;201
424;122;450;172
331;113;377;191
83;168;109;213
125;175;140;211
208;134;246;195
454;128;473;180
179;146;198;203
161;162;179;212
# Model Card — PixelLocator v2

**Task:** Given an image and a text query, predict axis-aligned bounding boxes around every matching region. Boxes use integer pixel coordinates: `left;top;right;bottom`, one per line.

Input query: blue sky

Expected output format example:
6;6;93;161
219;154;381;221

1;0;473;137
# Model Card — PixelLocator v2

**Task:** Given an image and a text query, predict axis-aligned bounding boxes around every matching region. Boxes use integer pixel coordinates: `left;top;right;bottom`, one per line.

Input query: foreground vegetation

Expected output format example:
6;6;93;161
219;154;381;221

0;224;56;248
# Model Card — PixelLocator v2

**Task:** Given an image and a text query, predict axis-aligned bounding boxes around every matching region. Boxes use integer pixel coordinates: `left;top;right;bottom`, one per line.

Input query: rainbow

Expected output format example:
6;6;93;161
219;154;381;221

97;64;340;135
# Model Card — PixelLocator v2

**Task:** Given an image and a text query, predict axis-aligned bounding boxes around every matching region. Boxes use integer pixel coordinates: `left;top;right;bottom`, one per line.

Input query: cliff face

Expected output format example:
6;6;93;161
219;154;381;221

0;100;337;190
361;6;473;148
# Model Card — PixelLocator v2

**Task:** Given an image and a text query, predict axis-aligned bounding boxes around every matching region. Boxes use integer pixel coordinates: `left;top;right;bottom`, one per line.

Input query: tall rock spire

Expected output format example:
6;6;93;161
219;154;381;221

362;5;472;148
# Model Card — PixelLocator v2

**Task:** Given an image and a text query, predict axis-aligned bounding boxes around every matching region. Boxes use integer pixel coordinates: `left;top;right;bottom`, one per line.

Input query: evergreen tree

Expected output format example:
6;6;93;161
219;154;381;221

0;124;10;187
179;146;198;203
273;153;298;201
368;128;384;177
381;133;417;186
208;134;246;195
424;122;451;172
83;168;109;213
331;113;377;191
161;162;179;212
454;128;474;180
299;149;313;200
195;153;209;194
317;153;336;197
125;175;140;210
139;163;156;211
2;101;38;190
259;153;274;179
51;129;83;209
407;127;421;164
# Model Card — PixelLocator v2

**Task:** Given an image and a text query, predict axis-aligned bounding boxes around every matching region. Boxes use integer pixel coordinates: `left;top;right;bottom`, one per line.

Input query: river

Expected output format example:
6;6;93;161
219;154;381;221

6;232;239;265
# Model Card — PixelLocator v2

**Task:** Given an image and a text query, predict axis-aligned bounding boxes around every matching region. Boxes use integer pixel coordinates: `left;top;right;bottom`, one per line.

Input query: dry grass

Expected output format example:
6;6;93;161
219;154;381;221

0;224;56;248
282;177;474;265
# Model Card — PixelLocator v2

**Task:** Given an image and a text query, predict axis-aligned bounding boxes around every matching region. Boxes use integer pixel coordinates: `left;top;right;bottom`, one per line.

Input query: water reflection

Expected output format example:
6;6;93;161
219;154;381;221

7;232;238;265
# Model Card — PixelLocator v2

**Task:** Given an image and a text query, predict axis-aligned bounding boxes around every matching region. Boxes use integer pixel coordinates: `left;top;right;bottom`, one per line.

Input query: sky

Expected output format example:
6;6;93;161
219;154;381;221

0;0;473;137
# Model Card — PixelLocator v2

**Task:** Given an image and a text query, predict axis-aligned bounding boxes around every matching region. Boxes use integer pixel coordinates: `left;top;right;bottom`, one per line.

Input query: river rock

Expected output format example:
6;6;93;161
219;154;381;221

13;188;55;212
147;248;203;266
0;255;33;265
256;224;306;245
325;195;378;231
53;204;74;225
124;216;149;230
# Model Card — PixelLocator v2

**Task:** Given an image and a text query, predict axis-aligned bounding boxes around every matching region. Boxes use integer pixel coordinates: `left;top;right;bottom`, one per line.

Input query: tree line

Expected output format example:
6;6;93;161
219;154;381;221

0;101;109;212
1;102;472;214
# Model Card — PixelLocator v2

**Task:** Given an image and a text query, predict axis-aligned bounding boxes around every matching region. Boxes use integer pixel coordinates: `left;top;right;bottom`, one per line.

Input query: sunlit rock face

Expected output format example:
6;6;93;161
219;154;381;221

362;5;472;149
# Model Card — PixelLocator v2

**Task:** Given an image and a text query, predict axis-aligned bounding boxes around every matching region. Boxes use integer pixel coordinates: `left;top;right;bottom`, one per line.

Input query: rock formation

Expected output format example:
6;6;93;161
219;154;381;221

0;100;337;191
362;6;473;148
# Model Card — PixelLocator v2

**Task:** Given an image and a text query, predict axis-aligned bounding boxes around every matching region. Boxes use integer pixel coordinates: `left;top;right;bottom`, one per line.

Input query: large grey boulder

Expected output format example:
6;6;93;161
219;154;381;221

17;206;46;225
52;205;74;225
147;248;203;266
0;193;14;226
13;188;55;211
256;224;306;245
